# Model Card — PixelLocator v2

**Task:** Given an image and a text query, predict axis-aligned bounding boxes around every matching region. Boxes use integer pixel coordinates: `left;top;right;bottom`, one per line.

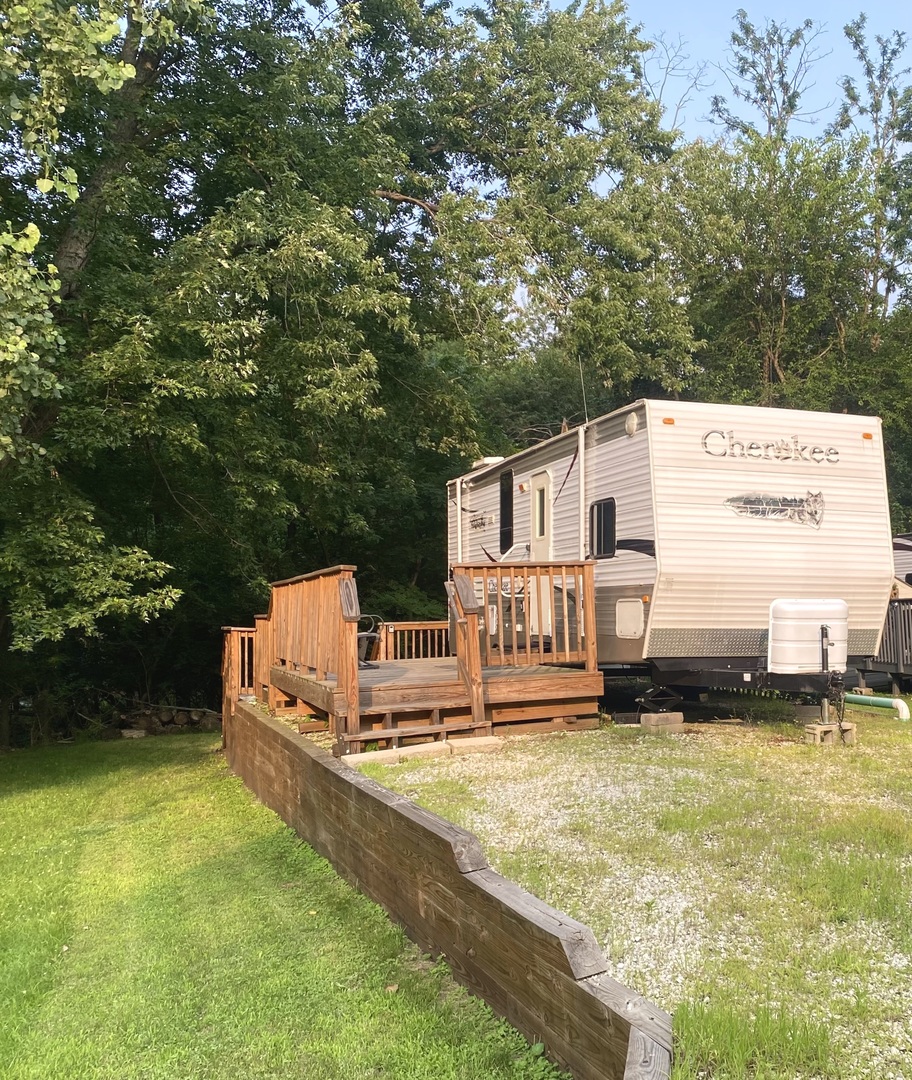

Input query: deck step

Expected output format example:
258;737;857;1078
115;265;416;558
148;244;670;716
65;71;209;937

359;701;464;717
343;720;488;742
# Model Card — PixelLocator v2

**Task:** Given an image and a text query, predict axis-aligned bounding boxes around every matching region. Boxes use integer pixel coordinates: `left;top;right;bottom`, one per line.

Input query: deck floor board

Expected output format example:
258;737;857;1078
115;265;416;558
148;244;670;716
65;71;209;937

274;657;591;693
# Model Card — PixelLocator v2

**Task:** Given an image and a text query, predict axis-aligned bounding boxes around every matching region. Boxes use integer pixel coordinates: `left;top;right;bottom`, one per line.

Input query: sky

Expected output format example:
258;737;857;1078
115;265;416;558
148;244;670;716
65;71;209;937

624;0;911;140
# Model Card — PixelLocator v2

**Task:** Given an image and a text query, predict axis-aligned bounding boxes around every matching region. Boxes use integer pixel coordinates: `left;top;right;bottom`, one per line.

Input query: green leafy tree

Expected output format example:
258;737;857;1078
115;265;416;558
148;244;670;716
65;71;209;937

710;9;826;141
669;133;876;407
830;15;912;312
0;0;200;744
665;12;909;412
0;0;693;743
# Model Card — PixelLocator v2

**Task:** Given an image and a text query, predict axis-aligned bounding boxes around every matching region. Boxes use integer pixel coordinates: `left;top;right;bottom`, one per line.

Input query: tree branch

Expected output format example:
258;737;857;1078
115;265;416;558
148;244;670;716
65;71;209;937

375;190;440;216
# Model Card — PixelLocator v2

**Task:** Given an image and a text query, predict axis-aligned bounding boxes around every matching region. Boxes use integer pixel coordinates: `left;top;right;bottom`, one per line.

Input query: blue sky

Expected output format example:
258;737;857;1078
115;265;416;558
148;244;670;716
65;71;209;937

625;0;910;139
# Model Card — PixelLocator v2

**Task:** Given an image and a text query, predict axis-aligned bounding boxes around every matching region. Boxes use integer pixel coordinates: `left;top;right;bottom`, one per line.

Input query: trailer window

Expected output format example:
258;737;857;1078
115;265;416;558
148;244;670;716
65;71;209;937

589;498;616;558
535;486;546;538
500;470;514;554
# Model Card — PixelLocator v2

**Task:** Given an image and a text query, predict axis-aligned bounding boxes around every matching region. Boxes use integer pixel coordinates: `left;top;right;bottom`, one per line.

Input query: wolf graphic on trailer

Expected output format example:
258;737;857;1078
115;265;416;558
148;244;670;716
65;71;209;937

447;400;895;697
724;491;824;529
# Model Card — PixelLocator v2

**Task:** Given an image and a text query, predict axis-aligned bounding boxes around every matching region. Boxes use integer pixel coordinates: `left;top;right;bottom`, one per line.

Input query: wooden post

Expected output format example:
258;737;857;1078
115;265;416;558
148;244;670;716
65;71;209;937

221;630;234;749
452;574;487;733
220;628;248;748
582;562;598;673
254;615;267;702
267;683;280;713
379;624;393;661
463;609;488;733
338;577;361;754
266;614;280;711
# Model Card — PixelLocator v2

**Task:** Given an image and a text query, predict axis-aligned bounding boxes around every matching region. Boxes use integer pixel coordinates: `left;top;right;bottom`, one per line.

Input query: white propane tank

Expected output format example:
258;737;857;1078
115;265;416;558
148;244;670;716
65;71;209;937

768;599;849;674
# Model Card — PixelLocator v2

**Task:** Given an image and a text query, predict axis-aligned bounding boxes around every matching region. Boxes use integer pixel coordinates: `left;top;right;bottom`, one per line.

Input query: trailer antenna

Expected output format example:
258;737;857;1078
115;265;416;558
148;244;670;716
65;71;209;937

578;354;589;425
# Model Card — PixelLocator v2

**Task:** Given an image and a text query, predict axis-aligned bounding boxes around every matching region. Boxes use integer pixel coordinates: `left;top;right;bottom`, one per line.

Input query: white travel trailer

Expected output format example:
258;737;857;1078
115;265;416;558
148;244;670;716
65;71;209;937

447;399;895;697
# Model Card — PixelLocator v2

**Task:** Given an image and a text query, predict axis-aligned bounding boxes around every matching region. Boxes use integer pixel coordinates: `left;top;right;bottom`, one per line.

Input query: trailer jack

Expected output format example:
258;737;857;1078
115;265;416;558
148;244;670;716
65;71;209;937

820;670;845;726
636;685;684;713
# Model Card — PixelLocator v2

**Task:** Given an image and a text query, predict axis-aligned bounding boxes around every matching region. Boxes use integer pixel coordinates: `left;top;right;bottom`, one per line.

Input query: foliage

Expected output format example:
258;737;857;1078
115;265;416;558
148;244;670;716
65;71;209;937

710;9;826;140
0;1;208;689
0;474;179;649
0;0;139;193
673;1002;831;1080
0;0;700;743
1;2;912;740
669;132;879;408
830;15;912;307
469;347;625;450
0;226;62;464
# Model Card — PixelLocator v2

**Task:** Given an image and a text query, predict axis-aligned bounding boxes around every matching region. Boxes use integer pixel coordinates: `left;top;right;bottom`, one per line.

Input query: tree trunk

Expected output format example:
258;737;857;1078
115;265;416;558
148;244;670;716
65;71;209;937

56;31;165;301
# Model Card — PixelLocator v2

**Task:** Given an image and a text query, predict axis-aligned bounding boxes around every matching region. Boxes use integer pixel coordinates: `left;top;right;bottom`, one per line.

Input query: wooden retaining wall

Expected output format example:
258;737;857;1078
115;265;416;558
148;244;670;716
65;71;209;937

225;701;672;1080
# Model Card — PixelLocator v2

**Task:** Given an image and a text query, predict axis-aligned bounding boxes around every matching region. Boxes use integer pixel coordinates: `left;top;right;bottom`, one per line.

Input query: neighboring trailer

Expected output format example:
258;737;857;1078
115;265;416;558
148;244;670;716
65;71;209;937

892;535;912;596
855;536;912;691
447;400;895;694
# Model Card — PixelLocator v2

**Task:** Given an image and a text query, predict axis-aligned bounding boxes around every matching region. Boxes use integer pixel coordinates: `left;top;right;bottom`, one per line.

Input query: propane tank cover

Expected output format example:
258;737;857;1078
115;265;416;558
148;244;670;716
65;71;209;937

768;598;849;674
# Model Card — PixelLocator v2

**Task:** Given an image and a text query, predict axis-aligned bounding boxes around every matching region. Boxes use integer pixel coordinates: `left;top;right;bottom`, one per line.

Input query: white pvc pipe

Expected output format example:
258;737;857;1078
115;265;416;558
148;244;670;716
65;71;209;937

578;425;586;560
456;478;463;563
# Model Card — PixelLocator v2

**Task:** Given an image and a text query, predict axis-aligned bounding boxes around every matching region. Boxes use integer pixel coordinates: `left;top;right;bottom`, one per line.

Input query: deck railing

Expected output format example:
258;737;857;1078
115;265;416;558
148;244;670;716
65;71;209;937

858;597;912;694
221;625;257;724
270;565;357;680
451;561;597;672
269;565;361;738
873;598;912;671
377;620;450;660
222;565;362;742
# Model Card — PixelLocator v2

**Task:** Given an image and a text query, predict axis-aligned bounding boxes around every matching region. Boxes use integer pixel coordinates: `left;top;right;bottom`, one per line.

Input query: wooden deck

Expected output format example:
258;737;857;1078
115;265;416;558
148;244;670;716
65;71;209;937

223;562;602;754
270;657;603;751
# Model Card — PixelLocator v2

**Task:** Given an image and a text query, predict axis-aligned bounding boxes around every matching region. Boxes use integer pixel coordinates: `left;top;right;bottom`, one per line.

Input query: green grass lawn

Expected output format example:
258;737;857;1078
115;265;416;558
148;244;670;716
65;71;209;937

0;734;566;1080
363;704;912;1080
